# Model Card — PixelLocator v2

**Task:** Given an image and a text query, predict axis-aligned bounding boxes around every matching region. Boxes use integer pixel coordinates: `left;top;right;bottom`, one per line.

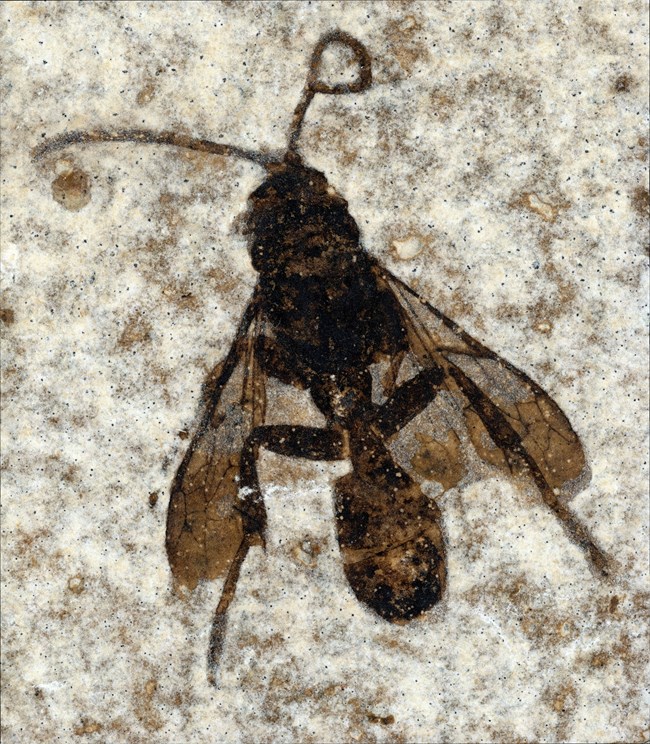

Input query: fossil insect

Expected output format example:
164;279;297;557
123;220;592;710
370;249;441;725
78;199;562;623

35;30;609;685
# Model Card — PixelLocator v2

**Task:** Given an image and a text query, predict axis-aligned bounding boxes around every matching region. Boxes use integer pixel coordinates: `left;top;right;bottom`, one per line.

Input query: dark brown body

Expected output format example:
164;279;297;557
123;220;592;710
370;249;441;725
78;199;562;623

243;161;447;621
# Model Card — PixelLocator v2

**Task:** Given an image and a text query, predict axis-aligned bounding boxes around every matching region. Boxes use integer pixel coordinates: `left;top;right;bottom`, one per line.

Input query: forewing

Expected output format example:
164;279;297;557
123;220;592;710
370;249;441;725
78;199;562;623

165;300;266;590
377;267;588;497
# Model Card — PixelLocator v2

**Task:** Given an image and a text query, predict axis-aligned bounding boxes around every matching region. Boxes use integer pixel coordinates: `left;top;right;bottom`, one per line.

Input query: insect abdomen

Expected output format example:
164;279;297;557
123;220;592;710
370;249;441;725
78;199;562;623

334;468;447;623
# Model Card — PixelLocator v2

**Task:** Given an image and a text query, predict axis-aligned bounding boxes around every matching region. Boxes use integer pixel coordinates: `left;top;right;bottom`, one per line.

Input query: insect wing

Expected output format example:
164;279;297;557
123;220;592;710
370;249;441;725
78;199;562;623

377;267;589;497
165;300;266;590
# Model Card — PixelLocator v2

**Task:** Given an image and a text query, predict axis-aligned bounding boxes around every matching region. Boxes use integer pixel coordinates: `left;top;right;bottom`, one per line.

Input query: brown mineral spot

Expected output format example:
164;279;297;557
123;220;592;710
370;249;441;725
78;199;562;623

142;236;173;257
62;464;78;483
368;712;395;725
530;272;578;332
0;307;15;324
485;729;530;744
609;594;620;614
551;682;576;713
631;591;650;614
12;528;53;573
507;576;527;601
375;631;413;654
631;186;649;217
305;109;364;165
495;301;526;326
118;313;151;348
67;575;85;594
182;148;229;177
411;432;464;489
52;168;91;211
590;651;609;668
162;283;199;310
158;193;183;228
516;605;578;646
429;87;455;122
613;73;634;93
338;146;361;169
134;675;163;732
236;631;263;652
555;619;574;638
486;5;507;31
136;82;156;105
384;15;428;77
148;491;159;507
445;288;487;333
612;632;633;663
73;719;102;735
466;71;536;113
462;157;494;188
511;192;569;223
206;265;241;296
149;367;173;407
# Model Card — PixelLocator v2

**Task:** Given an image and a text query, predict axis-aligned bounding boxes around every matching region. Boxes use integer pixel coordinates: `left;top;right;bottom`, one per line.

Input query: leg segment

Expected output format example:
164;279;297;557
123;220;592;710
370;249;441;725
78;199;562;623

209;424;347;686
373;363;445;439
207;534;251;687
238;424;347;536
244;425;347;461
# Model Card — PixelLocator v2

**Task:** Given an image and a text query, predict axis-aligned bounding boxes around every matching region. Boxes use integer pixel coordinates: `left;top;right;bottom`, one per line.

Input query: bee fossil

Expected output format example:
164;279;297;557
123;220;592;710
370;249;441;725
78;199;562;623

35;29;608;685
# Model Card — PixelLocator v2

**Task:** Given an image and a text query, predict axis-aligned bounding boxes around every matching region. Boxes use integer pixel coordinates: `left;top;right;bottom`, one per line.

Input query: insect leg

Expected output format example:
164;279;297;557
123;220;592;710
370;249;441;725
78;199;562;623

208;534;251;687
240;425;347;491
236;424;347;563
206;425;346;684
372;363;445;439
211;425;343;686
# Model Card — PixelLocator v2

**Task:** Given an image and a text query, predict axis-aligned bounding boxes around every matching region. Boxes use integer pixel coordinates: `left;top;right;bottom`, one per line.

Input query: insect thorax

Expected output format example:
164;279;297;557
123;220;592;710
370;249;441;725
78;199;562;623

242;162;407;381
244;161;361;274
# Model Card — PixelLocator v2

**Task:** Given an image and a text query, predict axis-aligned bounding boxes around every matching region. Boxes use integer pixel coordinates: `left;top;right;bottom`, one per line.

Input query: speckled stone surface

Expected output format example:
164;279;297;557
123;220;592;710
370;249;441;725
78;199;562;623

1;2;648;743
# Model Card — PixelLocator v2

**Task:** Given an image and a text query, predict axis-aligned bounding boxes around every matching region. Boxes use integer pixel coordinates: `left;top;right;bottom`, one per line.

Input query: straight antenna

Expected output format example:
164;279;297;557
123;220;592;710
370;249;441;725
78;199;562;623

33;128;280;167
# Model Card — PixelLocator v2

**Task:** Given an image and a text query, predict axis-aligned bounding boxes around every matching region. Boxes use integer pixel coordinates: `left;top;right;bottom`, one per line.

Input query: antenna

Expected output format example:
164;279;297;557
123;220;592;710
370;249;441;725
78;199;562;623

32;128;280;166
287;30;372;157
32;31;372;167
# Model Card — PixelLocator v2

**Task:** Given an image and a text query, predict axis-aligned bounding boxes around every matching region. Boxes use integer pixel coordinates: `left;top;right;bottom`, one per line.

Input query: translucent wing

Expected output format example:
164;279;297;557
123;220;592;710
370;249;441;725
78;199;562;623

373;265;607;574
165;298;266;590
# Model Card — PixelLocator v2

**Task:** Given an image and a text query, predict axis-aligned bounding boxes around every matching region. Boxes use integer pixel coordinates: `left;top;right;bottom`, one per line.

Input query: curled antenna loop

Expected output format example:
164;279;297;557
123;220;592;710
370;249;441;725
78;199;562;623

288;30;372;155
